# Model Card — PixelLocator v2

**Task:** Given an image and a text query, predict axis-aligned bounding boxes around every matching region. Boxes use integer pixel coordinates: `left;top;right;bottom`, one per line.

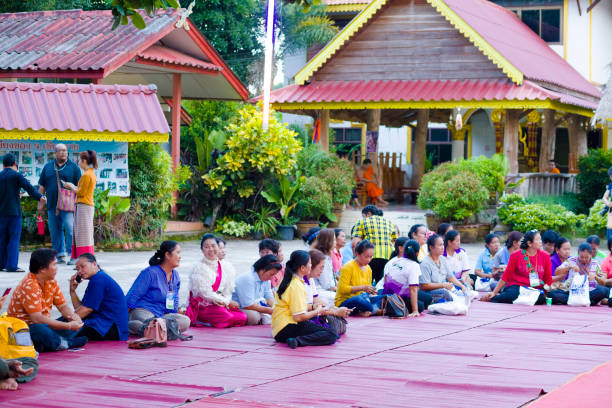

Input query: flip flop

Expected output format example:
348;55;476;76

5;268;25;273
128;338;156;349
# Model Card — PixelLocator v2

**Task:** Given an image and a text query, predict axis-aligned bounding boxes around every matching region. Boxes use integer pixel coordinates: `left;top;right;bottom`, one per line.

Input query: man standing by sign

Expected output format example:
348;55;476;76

0;153;46;272
38;144;81;265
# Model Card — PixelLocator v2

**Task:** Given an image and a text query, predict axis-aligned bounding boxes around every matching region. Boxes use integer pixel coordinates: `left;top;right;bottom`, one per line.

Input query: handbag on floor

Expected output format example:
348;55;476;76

567;274;590;307
513;286;541;306
0;316;37;359
381;294;408;319
163;317;193;341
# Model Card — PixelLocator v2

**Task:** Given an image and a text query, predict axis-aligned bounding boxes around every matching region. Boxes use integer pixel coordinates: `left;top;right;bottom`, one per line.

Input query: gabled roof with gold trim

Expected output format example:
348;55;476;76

324;0;369;13
297;0;600;100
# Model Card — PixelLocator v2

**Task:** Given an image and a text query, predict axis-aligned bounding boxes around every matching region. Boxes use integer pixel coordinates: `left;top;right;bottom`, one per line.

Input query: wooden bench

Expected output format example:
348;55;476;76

397;187;419;204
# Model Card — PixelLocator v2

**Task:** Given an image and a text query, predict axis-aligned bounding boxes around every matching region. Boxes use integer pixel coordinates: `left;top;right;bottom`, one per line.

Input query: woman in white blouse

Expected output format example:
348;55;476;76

185;234;247;328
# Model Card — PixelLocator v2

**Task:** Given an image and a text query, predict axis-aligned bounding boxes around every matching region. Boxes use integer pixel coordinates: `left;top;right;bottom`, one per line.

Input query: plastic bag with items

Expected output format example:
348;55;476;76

567;274;590;307
512;286;541;306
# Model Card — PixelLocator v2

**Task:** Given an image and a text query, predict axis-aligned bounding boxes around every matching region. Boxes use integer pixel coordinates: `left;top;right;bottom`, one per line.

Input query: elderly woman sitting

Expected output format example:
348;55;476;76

185;234;247;328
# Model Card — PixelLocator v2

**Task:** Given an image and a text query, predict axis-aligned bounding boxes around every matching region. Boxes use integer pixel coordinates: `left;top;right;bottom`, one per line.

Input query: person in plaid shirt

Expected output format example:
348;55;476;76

351;205;398;283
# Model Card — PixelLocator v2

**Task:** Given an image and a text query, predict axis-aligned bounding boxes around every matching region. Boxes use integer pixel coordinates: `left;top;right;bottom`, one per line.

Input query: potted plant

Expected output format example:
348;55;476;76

295;176;337;232
321;166;354;226
417;163;488;243
248;205;280;240
262;173;303;241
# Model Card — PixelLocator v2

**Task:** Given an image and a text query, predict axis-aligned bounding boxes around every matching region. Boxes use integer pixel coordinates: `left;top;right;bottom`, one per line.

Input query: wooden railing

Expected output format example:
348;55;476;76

349;152;405;195
508;173;578;196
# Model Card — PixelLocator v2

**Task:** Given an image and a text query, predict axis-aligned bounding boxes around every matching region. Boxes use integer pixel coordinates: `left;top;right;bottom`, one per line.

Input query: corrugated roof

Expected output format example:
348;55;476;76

137;45;222;72
0;81;170;134
264;79;599;110
323;0;370;4
0;9;179;74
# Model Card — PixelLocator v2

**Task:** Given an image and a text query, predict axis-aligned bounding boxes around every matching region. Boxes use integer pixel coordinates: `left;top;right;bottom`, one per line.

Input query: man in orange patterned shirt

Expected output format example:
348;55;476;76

7;248;87;352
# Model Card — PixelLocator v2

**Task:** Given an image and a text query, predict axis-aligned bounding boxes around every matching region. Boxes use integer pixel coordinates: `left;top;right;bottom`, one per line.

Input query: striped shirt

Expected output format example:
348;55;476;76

352;215;398;259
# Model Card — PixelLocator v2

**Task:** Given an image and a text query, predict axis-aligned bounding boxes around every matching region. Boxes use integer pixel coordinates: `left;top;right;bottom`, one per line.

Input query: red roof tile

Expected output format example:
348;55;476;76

435;0;600;98
263;79;598;110
0;81;170;134
0;9;179;74
137;45;221;72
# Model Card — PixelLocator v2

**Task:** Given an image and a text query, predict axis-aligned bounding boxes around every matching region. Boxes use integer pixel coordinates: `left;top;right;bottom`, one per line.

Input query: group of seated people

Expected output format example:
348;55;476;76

3;224;612;358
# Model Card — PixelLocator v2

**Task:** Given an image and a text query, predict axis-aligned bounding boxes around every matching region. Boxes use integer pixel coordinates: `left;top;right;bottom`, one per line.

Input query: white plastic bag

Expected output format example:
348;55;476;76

513;286;541;306
475;277;492;292
428;301;468;316
567;274;590;307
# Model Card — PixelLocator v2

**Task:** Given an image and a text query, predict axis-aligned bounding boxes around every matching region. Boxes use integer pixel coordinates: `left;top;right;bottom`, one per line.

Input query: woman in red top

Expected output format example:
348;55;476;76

482;230;552;304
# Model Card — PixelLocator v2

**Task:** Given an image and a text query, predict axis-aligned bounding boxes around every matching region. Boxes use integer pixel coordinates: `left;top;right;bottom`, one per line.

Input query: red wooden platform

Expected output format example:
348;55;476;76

2;301;611;408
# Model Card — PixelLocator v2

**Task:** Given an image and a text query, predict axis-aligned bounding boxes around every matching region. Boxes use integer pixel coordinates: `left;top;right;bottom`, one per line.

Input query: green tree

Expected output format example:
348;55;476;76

0;0;110;12
278;2;338;57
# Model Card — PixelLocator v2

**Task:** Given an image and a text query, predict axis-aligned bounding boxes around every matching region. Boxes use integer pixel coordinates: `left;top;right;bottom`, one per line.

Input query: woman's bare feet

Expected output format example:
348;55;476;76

0;378;18;391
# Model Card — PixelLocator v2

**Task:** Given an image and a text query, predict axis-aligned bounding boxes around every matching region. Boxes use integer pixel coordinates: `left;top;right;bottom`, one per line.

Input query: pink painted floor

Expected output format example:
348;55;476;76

2;301;611;408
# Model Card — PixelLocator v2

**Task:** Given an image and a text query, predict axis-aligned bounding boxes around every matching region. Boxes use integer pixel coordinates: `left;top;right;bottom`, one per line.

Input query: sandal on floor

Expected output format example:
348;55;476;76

128;338;156;349
5;268;25;273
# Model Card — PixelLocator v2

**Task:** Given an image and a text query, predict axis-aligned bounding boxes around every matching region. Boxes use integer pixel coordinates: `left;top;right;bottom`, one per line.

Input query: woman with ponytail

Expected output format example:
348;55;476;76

125;241;191;335
375;237;409;292
382;240;431;316
272;250;338;348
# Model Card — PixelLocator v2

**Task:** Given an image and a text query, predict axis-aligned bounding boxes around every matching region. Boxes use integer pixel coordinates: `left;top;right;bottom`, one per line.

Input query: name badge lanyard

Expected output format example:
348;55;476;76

166;275;175;309
522;250;541;287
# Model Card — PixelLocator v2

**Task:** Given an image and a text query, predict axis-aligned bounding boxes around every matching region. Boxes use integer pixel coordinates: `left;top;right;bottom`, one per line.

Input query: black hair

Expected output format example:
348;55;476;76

608;240;612;252
586;235;600;246
355;240;375;255
334;228;344;238
437;223;453;237
216;237;227;246
3;153;16;167
259;238;280;254
506;231;523;248
78;253;97;264
362;205;379;217
484;233;497;245
29;248;57;274
277;250;310;299
444;229;460;249
555;237;570;250
408;224;425;240
403;240;420;264
541;230;559;245
578;243;592;253
363;158;372;164
149;240;179;266
426;234;442;252
200;233;217;249
253;254;282;272
302;227;320;246
390;237;410;258
520;230;540;250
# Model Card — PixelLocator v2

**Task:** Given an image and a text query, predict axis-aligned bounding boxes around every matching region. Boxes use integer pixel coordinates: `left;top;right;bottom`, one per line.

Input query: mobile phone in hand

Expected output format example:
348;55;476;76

75;275;82;283
2;288;11;297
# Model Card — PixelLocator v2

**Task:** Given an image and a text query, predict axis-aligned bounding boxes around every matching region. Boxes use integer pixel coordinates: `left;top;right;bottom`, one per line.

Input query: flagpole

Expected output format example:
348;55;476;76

262;0;275;131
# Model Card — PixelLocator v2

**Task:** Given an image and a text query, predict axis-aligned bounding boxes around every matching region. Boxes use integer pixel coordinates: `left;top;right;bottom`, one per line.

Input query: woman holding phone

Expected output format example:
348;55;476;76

60;150;97;265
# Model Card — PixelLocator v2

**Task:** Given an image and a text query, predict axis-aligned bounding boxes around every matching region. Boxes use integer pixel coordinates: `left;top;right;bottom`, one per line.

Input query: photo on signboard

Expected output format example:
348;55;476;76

113;153;127;164
107;181;117;193
0;151;6;158
116;168;128;179
21;151;33;165
119;183;129;194
9;151;19;162
35;152;45;165
47;152;55;161
96;182;105;190
19;167;32;177
101;153;112;164
35;167;43;177
100;169;112;179
72;153;80;163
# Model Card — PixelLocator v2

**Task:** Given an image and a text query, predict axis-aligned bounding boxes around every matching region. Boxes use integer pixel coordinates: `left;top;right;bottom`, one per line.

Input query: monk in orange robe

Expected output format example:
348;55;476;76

360;159;389;206
548;159;560;174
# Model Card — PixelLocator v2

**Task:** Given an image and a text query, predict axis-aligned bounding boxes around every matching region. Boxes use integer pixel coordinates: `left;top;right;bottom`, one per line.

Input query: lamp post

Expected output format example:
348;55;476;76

262;0;275;131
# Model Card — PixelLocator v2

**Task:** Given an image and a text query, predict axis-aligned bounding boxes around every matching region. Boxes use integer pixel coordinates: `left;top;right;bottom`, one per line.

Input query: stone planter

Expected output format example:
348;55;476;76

476;223;491;241
454;224;479;243
253;230;264;240
278;225;295;241
425;213;443;232
297;221;319;238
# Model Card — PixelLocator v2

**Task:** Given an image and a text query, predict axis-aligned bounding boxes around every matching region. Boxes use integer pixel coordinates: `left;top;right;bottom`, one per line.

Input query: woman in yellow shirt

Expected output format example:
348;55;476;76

272;250;338;349
335;240;385;316
62;150;97;263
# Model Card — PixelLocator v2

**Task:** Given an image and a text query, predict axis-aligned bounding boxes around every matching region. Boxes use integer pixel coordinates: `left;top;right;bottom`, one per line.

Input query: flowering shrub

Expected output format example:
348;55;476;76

203;104;302;197
497;194;584;233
